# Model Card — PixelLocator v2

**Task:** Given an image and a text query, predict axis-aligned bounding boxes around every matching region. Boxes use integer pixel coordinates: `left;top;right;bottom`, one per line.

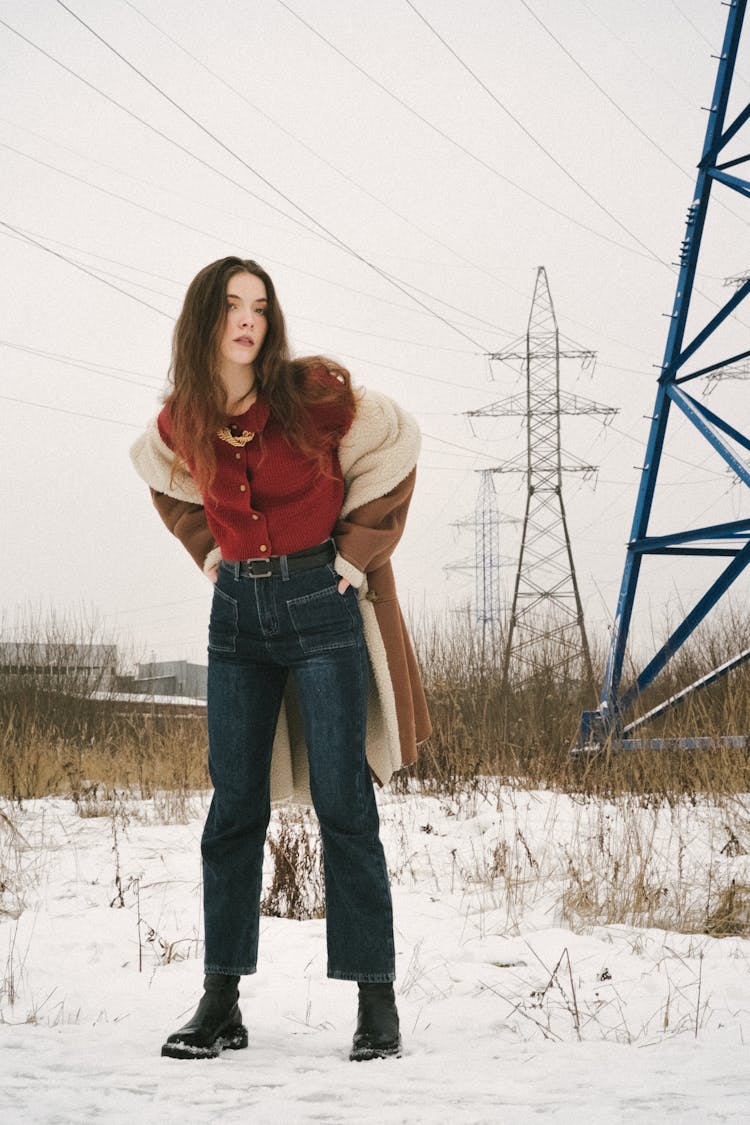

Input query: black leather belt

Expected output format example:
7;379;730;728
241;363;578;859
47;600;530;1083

234;539;335;579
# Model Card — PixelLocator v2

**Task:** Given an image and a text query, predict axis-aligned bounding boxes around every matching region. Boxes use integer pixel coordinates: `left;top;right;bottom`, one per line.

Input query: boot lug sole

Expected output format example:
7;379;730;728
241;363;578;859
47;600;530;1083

349;1036;402;1062
161;1025;248;1060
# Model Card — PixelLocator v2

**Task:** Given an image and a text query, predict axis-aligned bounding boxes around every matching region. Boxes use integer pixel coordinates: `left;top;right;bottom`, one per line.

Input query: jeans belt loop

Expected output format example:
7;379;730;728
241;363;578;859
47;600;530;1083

280;553;290;581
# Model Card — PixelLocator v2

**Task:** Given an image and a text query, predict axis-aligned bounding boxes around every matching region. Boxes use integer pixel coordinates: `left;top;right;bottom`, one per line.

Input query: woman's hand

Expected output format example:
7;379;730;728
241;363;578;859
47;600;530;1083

207;566;219;584
337;577;350;594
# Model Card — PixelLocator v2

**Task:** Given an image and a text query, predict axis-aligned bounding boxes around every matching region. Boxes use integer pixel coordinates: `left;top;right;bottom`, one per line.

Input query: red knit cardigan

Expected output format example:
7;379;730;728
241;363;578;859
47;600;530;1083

157;368;354;562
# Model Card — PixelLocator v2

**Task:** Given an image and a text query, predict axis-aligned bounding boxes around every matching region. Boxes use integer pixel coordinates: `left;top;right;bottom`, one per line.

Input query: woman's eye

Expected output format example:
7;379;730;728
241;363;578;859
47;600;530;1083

254;306;267;317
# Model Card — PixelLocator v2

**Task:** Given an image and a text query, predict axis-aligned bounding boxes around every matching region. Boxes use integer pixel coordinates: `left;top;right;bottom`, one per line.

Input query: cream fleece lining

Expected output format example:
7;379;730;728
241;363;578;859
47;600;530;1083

130;417;203;504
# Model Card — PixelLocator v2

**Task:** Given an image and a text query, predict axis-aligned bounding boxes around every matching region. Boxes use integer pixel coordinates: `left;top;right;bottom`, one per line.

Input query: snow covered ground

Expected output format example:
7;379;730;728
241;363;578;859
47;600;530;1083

1;786;749;1124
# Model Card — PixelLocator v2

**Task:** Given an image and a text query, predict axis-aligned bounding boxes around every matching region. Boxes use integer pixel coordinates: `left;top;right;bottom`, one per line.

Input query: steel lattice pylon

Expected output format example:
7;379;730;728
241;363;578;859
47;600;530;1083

468;267;616;687
581;0;750;745
446;469;512;657
474;469;502;627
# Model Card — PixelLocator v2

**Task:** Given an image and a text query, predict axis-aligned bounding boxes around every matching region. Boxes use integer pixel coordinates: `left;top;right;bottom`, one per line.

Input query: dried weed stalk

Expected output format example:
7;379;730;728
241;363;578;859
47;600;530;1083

261;808;325;921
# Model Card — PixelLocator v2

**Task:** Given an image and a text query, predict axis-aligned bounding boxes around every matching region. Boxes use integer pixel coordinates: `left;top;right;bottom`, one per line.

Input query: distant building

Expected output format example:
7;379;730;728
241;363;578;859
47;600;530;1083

0;642;118;692
135;660;208;700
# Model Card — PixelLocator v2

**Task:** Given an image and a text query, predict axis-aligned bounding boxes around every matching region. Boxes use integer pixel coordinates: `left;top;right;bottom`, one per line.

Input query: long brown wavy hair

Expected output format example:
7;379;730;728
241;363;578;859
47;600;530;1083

166;256;355;495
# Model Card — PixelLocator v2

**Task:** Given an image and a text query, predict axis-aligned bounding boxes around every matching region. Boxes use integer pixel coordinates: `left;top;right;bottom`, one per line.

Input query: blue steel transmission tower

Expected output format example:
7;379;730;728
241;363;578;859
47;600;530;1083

581;0;750;744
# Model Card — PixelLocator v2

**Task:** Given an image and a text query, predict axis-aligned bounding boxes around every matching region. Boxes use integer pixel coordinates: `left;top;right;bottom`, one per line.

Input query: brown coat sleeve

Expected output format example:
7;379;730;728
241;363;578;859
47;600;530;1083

333;468;416;576
150;489;217;572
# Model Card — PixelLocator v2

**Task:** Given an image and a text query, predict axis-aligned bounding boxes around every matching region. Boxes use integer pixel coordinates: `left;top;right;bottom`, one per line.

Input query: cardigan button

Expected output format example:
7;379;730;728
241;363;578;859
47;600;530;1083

251;514;259;521
235;452;241;460
259;544;268;553
239;484;246;492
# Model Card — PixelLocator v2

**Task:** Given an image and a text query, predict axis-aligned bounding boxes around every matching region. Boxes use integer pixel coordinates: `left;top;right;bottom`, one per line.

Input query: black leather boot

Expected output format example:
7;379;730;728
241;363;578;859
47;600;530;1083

349;982;402;1061
161;974;247;1059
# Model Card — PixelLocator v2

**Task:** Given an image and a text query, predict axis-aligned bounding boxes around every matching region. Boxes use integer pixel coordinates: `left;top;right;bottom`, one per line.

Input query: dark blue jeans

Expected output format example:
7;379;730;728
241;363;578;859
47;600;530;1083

201;557;395;982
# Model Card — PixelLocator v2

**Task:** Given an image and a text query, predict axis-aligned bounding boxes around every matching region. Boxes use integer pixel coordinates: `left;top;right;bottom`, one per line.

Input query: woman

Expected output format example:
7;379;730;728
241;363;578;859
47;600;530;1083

130;256;430;1062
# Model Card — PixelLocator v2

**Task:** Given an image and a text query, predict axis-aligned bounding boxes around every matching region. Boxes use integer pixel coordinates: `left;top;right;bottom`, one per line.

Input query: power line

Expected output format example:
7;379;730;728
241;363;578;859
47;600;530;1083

292;337;493;393
1;248;496;409
0;225;508;409
403;0;669;268
0;15;327;251
0;220;172;318
275;0;663;264
290;313;478;354
421;432;502;459
7;228;486;360
1;142;510;343
0;139;239;256
52;1;490;351
120;0;525;302
0;391;141;428
577;0;699;111
0;113;322;248
7;6;733;407
285;1;748;339
111;594;208;616
0;109;532;340
523;0;747;228
0;339;163;390
3;214;488;362
3;17;674;359
519;0;691;181
666;0;717;51
3;217;498;373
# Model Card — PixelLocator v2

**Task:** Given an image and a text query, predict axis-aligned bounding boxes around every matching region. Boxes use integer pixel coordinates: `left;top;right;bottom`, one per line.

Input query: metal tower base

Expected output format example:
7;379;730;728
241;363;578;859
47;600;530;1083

580;0;750;747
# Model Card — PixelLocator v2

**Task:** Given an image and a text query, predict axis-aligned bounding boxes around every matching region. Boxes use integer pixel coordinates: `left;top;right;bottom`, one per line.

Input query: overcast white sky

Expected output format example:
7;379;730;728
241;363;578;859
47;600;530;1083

1;0;748;673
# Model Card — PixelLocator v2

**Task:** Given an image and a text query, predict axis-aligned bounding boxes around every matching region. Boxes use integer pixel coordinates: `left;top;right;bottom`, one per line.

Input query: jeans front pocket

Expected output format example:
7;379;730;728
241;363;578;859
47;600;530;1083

208;584;239;654
287;581;360;654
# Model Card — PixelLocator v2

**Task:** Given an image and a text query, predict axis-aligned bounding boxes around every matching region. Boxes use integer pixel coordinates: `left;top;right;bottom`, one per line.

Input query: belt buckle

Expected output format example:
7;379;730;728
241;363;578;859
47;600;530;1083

248;557;273;578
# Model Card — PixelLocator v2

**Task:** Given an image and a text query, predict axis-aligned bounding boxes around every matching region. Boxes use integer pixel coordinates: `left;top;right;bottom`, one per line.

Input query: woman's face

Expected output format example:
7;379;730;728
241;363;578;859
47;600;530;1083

218;271;269;378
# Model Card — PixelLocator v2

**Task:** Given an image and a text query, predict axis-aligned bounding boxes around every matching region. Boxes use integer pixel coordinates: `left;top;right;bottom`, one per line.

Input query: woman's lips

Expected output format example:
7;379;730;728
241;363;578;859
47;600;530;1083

234;336;254;346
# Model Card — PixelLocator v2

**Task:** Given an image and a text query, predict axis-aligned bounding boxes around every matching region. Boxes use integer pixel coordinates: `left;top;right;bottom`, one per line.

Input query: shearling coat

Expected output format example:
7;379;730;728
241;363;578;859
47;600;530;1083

130;387;431;802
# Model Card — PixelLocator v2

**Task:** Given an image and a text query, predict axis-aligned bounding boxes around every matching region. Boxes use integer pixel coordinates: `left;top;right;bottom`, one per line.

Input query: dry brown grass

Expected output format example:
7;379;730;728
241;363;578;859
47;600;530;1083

2;608;750;945
0;609;209;803
401;610;750;804
2;608;750;805
0;700;210;805
261;808;325;920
